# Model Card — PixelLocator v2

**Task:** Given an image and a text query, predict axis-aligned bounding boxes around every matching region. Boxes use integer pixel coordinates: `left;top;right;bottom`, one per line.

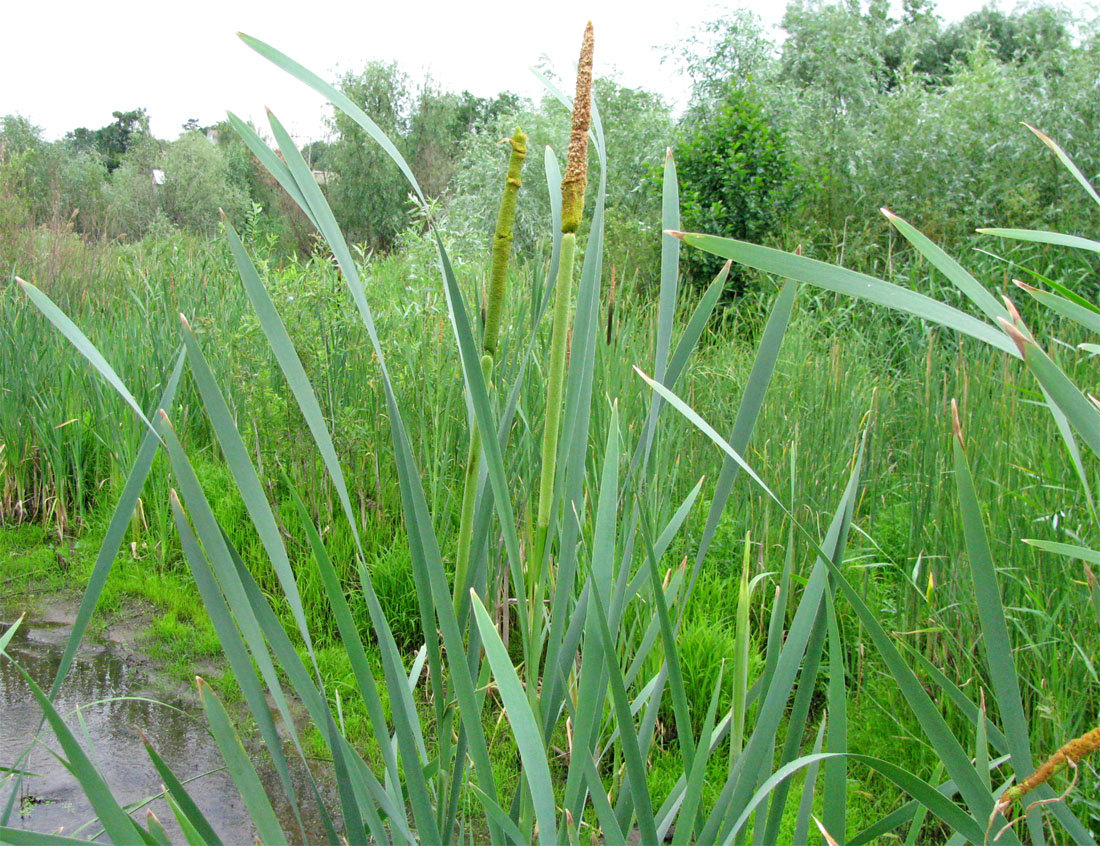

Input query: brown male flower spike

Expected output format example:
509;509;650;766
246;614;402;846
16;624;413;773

561;21;593;234
1005;726;1100;804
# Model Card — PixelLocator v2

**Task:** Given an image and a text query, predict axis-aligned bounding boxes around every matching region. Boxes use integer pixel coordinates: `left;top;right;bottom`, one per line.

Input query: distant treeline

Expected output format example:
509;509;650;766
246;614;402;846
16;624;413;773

2;0;1097;287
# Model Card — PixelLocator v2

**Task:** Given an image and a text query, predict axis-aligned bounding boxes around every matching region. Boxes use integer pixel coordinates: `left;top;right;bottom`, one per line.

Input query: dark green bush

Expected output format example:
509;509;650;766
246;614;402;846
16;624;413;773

674;90;794;293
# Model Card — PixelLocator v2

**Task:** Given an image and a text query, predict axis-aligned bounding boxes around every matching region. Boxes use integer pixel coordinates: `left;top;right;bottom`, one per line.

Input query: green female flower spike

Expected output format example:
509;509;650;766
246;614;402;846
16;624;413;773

453;128;524;615
483;127;527;359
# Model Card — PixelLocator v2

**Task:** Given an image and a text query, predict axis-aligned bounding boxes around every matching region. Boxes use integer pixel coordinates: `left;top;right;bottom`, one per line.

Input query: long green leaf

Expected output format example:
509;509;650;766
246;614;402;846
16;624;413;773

470;594;558;846
1005;326;1100;457
139;731;224;846
1023;123;1100;206
239;34;424;201
884;209;1008;323
17;279;156;430
1016;283;1100;334
977;228;1100;254
954;417;1045;843
673;661;723;846
178;317;316;662
722;753;987;845
197;678;286;846
635;368;780;506
1022;539;1100;564
674;233;1019;357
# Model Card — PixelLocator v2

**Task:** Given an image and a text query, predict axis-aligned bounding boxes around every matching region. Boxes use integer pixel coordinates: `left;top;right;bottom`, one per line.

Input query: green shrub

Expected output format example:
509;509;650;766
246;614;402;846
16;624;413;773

675;90;793;292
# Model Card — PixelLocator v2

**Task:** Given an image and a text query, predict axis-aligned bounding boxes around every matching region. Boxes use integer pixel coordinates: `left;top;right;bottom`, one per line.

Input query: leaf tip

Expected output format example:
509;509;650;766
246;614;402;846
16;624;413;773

951;398;964;446
813;816;841;846
664;229;686;241
996;316;1031;357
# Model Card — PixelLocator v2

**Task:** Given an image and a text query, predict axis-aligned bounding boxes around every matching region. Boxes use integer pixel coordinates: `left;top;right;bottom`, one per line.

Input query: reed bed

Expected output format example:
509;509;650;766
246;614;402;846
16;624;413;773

1;27;1097;845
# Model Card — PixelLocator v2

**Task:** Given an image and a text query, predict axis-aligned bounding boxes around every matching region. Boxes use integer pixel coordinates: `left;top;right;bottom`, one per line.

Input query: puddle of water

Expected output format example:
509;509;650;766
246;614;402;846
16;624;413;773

0;613;330;843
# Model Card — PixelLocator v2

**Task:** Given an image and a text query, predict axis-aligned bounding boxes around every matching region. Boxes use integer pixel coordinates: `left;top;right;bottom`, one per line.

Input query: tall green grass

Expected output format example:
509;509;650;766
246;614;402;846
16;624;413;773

2;29;1097;846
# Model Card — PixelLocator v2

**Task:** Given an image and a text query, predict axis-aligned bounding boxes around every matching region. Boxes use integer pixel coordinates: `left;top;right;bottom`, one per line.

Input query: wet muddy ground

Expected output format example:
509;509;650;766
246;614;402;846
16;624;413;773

0;605;330;843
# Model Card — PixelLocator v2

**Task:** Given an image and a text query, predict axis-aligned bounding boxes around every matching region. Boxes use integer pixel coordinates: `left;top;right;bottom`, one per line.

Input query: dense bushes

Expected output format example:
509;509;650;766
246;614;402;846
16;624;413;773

2;0;1096;292
674;90;793;290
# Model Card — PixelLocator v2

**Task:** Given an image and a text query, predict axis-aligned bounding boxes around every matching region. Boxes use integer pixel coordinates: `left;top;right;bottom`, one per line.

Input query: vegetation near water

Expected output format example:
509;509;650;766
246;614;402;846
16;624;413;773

1;3;1098;843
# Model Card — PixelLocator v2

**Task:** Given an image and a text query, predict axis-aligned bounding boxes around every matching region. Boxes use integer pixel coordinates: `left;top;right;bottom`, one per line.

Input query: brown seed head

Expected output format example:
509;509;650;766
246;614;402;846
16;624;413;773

561;22;594;234
1005;725;1100;803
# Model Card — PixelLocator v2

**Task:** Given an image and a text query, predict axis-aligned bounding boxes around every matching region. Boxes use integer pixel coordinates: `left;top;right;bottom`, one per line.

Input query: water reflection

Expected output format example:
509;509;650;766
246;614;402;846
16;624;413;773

0;615;323;843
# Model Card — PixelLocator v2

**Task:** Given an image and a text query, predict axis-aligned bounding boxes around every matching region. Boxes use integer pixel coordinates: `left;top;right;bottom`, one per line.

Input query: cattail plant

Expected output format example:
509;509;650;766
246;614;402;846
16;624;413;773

452;126;526;616
533;20;593;601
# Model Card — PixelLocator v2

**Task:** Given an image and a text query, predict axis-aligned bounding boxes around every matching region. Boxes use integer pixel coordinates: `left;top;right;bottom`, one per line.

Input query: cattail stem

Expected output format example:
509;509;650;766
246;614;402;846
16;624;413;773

533;22;593;572
536;231;577;537
453;354;493;616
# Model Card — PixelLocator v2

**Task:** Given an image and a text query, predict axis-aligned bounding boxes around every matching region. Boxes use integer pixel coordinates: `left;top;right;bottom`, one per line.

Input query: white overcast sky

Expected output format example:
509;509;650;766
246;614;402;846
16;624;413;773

6;0;1095;143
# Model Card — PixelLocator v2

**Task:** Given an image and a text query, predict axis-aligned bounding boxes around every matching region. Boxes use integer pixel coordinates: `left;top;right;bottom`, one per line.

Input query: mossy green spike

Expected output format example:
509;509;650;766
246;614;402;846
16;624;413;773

483;128;527;359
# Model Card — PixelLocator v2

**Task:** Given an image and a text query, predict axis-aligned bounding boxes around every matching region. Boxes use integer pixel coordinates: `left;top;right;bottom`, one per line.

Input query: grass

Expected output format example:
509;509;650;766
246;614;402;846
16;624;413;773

3;243;1096;835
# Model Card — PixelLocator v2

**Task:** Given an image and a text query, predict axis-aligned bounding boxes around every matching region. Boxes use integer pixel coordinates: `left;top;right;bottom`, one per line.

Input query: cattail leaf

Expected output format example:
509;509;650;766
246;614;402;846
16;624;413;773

1021;539;1100;564
225;112;320;231
17;279;156;431
197;678;287;846
470;594;558;846
222;220;432;839
635;368;780;507
0;829;101;844
8;663;145;845
721;753;986;846
954;424;1044;842
47;348;184;706
655;149;681;385
165;480;307;839
164;793;211;846
1015;283;1100;333
1012;331;1100;457
587;579;659;845
793;720;827;846
673;661;724;846
1023;122;1100;206
823;592;847;842
179;316;317;667
239;33;424;201
675;232;1019;357
883;209;1008;324
140;732;224;846
977;228;1100;254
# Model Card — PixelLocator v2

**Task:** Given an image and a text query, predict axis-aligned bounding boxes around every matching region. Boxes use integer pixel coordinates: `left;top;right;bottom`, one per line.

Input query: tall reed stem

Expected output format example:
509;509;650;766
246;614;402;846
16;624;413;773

533;22;593;579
